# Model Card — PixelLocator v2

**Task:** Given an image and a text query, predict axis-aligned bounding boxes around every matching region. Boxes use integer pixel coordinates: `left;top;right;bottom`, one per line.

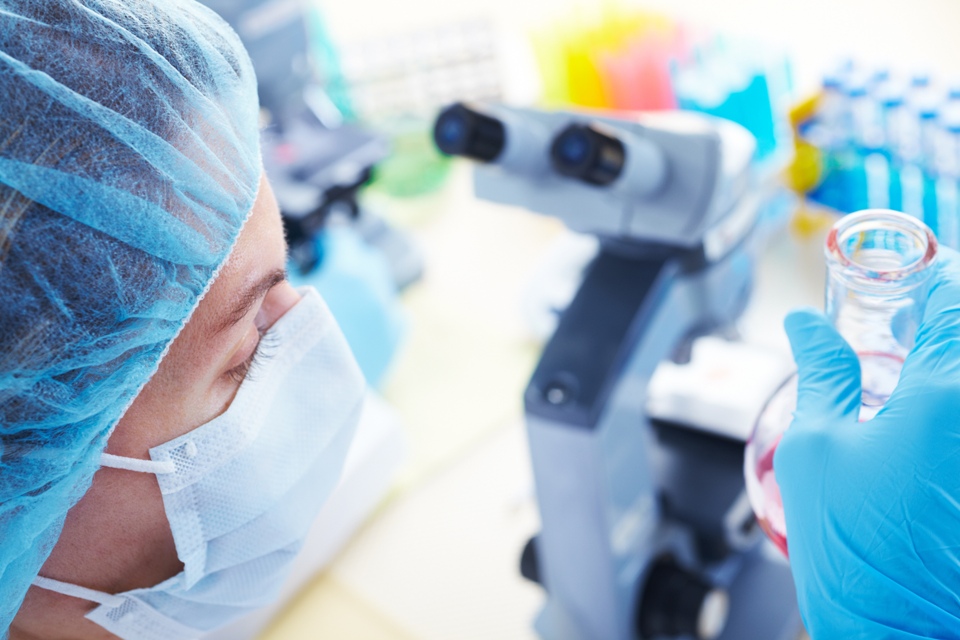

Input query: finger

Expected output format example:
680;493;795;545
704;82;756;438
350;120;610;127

914;247;960;345
900;247;960;381
785;308;862;423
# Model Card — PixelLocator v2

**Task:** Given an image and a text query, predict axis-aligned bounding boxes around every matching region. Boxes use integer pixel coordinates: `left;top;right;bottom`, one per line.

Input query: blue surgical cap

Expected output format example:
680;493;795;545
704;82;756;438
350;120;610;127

0;0;262;629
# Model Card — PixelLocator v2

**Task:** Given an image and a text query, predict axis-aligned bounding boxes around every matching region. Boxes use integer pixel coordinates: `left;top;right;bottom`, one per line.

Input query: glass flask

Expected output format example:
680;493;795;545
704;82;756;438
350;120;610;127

744;209;938;556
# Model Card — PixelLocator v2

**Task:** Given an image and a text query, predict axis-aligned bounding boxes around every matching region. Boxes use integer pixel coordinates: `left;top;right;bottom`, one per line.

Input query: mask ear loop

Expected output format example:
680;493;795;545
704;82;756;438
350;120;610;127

31;457;177;603
32;576;126;608
100;453;175;475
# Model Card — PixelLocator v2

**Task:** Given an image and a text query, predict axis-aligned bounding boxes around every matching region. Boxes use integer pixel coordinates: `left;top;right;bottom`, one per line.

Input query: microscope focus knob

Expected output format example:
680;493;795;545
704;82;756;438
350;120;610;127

433;102;505;162
636;558;729;640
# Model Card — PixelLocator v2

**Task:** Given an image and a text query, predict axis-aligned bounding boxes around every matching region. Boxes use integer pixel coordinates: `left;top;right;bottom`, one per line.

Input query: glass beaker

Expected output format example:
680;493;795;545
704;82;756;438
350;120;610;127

744;209;938;556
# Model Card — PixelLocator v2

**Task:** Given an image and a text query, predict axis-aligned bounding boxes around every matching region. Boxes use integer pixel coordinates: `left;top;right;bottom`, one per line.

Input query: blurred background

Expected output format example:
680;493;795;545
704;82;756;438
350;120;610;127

196;1;960;638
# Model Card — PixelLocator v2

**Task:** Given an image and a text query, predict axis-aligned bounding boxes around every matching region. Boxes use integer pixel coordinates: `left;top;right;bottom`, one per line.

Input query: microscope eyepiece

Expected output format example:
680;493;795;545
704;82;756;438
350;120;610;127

433;103;506;162
550;124;626;186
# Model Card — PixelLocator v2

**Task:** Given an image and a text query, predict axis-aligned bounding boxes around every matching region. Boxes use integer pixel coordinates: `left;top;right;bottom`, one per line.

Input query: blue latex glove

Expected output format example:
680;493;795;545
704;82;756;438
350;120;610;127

775;248;960;639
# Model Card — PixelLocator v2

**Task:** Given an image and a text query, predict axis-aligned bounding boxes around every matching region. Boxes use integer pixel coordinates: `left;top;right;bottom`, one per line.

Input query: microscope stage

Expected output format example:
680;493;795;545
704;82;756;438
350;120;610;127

647;337;793;442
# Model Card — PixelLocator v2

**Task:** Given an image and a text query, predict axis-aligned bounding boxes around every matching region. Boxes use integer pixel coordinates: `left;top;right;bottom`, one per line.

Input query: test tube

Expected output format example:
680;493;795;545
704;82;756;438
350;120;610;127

745;210;938;556
849;75;883;150
918;106;942;233
937;110;960;249
819;73;845;138
908;71;939;111
860;76;893;210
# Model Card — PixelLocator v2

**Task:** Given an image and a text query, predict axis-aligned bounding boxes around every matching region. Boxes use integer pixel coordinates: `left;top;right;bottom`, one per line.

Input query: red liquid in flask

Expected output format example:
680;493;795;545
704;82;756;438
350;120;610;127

754;434;787;556
748;352;904;557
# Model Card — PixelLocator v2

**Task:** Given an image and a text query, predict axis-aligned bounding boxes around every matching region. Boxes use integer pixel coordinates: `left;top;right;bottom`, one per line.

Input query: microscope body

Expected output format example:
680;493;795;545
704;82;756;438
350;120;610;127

525;241;798;640
435;104;800;640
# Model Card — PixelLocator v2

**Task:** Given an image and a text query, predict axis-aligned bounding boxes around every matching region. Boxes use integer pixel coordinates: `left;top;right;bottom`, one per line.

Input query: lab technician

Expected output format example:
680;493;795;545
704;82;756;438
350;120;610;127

1;1;364;638
0;2;958;640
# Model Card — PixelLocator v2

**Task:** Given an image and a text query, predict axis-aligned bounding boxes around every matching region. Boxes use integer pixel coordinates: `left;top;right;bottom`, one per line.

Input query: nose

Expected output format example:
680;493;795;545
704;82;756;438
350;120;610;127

256;280;301;331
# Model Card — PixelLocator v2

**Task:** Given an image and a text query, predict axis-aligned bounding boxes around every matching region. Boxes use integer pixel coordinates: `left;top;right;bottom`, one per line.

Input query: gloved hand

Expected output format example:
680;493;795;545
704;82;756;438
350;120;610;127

775;248;960;639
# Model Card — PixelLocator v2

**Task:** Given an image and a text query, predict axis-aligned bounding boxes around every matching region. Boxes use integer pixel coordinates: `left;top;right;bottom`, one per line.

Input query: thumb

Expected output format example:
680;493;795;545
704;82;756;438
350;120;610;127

785;308;862;423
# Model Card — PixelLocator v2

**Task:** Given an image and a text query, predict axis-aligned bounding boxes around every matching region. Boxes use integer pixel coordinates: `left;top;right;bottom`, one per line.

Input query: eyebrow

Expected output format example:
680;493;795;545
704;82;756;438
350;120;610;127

212;268;287;336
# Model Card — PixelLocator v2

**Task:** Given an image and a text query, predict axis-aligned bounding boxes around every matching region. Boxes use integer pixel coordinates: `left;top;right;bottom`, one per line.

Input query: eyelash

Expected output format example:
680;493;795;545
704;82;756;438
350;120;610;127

225;330;279;384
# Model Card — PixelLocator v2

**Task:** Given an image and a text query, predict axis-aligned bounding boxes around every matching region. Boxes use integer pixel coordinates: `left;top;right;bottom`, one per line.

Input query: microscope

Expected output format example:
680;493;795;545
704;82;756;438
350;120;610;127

434;103;802;640
199;0;422;288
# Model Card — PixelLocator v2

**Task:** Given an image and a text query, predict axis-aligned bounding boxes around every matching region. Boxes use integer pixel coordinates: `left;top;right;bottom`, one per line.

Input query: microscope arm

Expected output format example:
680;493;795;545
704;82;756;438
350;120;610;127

523;238;754;640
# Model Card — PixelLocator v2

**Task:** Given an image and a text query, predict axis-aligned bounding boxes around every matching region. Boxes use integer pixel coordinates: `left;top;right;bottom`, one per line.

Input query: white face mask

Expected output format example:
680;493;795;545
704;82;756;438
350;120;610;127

33;287;365;639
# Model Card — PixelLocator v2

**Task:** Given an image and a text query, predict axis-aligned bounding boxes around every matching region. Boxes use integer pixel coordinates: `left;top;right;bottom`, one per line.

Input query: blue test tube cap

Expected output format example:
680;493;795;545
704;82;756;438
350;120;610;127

870;68;891;85
911;72;932;88
845;83;868;98
943;105;960;133
832;58;855;75
843;69;871;96
822;73;843;90
880;89;905;108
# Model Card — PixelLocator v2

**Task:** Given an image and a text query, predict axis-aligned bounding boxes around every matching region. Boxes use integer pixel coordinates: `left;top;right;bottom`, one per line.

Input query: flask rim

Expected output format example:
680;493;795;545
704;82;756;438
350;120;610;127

825;209;937;289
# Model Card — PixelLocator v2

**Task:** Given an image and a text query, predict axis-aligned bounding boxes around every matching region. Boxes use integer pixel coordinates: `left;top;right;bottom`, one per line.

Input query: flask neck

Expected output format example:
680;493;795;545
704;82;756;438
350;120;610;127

823;209;937;407
825;210;936;297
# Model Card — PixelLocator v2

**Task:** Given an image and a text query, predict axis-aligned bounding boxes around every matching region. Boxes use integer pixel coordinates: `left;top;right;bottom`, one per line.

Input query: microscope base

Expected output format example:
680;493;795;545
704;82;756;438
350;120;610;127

714;545;801;640
533;542;801;640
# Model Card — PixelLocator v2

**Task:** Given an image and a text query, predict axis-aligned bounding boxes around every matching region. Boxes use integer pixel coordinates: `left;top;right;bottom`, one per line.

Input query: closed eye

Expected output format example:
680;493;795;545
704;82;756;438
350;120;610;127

225;330;279;384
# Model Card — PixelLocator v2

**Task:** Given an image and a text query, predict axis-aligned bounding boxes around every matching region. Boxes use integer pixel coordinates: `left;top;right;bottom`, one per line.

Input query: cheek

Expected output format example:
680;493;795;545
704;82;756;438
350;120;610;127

42;465;182;594
111;331;243;455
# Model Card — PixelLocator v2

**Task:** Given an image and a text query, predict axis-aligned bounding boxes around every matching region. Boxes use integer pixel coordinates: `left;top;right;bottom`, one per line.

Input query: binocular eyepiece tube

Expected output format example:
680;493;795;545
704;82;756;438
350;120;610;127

433;103;668;198
550;123;667;197
433;103;506;162
434;102;550;172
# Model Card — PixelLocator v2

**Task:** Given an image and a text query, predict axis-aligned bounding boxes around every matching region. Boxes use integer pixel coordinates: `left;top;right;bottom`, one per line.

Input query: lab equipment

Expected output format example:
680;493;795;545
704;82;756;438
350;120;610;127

199;0;416;387
435;102;801;640
0;1;261;631
197;0;392;275
339;20;502;124
334;19;502;198
291;227;407;388
531;5;793;162
674;48;786;162
32;289;366;639
798;61;960;251
745;210;937;555
773;258;960;635
531;5;683;110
